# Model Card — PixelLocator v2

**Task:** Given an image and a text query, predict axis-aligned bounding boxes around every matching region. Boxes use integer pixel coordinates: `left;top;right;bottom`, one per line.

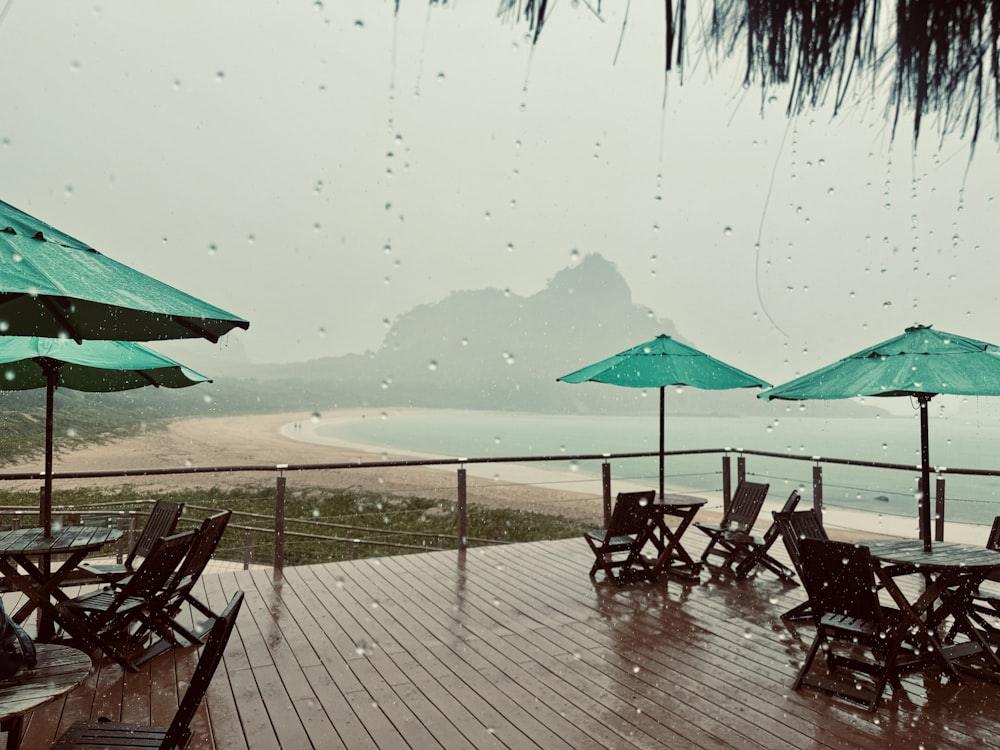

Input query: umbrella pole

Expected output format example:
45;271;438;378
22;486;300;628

659;386;665;500
43;370;55;538
919;394;932;552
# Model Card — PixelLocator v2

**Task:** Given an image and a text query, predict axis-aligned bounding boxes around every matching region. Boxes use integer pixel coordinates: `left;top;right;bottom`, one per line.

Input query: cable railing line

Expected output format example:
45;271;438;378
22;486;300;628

4;447;1000;570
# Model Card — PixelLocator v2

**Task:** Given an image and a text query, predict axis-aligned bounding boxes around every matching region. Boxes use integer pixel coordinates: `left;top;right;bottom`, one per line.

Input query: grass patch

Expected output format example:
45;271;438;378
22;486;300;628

0;485;591;567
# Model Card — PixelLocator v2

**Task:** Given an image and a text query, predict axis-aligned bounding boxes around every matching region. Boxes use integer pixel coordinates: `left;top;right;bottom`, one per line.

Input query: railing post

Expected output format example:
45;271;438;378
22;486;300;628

602;461;612;527
812;465;823;514
274;469;287;573
721;455;731;506
127;514;138;557
457;467;468;551
243;531;255;570
935;475;946;542
115;515;127;563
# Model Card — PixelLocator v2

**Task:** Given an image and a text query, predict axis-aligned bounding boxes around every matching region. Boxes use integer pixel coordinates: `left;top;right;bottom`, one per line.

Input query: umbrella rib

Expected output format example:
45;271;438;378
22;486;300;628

39;297;84;344
137;371;161;388
174;316;232;343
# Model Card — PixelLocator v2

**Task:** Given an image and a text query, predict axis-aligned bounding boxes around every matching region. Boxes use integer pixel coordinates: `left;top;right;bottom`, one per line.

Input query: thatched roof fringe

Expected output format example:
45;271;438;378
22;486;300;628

489;0;1000;146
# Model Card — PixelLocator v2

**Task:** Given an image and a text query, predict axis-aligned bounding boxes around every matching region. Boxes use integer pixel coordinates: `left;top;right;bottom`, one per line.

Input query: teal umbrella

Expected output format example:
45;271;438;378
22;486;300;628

0;199;248;343
0;337;211;536
557;334;770;499
759;324;1000;551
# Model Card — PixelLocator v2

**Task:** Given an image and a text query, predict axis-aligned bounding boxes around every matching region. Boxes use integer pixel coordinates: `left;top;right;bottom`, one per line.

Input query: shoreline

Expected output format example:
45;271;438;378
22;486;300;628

1;407;990;543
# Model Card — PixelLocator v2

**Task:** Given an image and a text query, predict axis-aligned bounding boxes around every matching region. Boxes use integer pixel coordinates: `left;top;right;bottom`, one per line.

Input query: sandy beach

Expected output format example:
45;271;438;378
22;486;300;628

2;409;620;526
3;407;986;543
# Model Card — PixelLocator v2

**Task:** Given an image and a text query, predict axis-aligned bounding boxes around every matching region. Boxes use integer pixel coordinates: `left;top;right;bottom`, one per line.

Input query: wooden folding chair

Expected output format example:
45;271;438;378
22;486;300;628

773;507;830;621
130;511;233;665
730;490;801;580
79;499;183;583
949;515;1000;640
792;538;918;711
694;480;769;571
584;491;656;582
56;531;195;671
51;591;244;750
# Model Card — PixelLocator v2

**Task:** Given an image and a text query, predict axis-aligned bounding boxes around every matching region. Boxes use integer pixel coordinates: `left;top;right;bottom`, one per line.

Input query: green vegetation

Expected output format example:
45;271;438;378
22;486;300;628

0;485;590;567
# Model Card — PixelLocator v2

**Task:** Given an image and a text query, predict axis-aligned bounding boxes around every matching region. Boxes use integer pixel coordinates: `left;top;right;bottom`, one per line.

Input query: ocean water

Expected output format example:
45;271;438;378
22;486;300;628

318;409;1000;526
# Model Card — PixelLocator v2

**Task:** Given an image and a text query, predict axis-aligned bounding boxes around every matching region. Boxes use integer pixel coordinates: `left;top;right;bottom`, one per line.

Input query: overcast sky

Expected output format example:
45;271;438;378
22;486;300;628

2;1;998;394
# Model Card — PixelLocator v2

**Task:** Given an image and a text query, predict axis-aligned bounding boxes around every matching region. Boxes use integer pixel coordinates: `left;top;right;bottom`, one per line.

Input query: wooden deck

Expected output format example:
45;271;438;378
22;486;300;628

12;535;1000;749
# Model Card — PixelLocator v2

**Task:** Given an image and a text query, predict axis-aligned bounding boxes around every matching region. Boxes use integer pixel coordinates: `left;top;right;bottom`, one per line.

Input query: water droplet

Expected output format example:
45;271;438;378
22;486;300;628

723;226;733;236
427;361;438;371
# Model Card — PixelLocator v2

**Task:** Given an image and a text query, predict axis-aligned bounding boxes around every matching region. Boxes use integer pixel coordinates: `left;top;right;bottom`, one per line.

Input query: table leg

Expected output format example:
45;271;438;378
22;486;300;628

648;511;702;580
0;552;88;641
874;565;966;683
1;715;22;750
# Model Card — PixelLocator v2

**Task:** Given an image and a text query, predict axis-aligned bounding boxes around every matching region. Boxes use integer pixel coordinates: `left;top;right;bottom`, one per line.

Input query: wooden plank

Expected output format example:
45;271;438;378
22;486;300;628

17;537;1000;750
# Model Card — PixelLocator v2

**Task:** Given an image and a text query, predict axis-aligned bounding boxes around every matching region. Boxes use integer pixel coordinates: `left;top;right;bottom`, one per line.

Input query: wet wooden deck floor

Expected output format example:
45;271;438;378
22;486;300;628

12;535;1000;749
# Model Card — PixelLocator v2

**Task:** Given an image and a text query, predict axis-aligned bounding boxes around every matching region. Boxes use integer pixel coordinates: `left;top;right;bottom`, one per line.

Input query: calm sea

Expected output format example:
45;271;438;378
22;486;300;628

318;409;1000;526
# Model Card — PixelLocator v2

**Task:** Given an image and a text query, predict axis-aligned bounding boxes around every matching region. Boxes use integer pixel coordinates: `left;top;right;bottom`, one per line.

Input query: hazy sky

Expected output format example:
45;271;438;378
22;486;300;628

2;1;998;393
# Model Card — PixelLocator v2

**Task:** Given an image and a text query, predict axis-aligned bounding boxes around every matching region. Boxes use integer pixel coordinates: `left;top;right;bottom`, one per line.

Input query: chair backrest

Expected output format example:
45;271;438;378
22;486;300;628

773;507;829;579
607;491;655;536
163;591;245;749
796;538;882;623
987;515;1000;551
173;511;232;590
721;481;770;532
119;531;196;604
761;490;801;545
126;500;184;567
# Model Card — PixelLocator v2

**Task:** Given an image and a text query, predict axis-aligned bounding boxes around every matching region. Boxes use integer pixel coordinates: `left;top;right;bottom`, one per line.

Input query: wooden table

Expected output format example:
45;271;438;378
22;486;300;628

866;539;1000;683
0;643;91;750
0;527;122;641
643;495;707;581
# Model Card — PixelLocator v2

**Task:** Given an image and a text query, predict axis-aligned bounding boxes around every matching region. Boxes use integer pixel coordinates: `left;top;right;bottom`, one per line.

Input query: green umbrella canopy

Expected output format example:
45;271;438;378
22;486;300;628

557;334;771;390
0;199;249;343
757;325;1000;401
558;334;770;501
758;324;1000;551
0;337;211;391
0;337;211;537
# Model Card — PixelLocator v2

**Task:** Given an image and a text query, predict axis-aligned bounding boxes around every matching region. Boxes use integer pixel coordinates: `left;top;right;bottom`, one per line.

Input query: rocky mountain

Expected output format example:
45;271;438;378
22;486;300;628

142;253;881;418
